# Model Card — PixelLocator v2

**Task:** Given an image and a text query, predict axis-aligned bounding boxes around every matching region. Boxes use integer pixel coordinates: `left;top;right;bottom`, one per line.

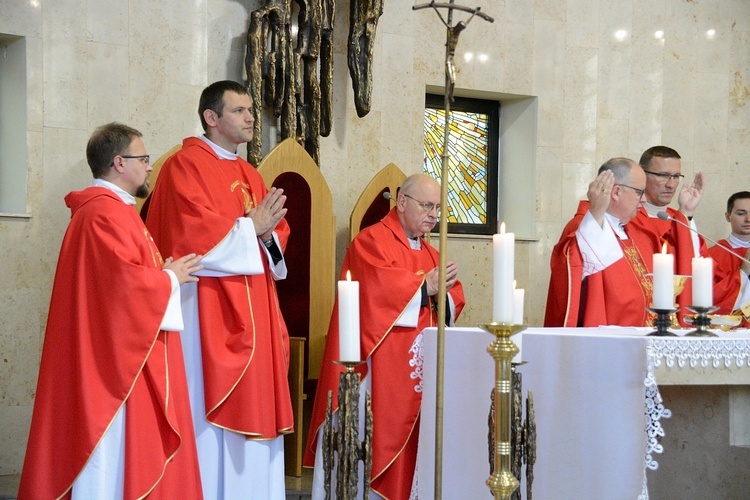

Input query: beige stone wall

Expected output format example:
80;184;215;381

1;0;748;475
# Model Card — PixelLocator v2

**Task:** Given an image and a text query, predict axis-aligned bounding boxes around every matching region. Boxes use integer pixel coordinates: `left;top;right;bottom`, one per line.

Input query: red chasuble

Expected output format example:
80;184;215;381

545;201;661;327
629;207;708;319
304;209;466;500
707;239;750;326
19;188;202;499
144;137;293;437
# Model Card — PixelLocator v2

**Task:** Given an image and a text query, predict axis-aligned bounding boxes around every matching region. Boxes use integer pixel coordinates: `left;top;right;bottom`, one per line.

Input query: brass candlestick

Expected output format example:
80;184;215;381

322;361;373;500
482;322;525;500
684;305;720;337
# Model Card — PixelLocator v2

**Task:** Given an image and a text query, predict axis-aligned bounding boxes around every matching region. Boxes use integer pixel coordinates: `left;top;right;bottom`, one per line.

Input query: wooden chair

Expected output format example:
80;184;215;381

349;163;405;240
258;138;336;476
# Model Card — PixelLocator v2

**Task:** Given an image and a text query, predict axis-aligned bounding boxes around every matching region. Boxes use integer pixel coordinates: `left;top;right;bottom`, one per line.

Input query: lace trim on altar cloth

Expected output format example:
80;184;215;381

409;333;424;393
647;338;750;369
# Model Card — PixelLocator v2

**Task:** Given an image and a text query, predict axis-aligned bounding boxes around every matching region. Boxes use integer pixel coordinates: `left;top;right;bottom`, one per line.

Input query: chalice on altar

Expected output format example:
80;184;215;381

670;275;690;329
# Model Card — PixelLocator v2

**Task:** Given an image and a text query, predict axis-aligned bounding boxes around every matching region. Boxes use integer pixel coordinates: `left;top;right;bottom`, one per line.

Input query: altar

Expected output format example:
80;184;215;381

417;327;750;499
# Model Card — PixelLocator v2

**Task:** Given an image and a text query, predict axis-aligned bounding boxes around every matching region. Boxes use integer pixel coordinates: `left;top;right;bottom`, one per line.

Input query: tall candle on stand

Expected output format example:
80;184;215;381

691;257;713;307
493;222;515;323
338;270;360;361
652;243;674;309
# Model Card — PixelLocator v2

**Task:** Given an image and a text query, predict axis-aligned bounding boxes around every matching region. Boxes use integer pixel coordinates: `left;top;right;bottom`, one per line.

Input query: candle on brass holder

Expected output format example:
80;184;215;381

322;361;373;500
684;305;720;337
647;307;679;336
481;322;525;500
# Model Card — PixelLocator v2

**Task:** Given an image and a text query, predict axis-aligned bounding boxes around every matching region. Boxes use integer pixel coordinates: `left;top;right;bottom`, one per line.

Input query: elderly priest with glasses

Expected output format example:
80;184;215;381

305;173;466;500
545;157;662;327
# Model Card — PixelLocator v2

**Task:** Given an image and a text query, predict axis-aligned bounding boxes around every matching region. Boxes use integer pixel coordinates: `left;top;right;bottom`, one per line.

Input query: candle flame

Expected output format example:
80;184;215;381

661;243;668;254
346;270;352;281
500;221;506;234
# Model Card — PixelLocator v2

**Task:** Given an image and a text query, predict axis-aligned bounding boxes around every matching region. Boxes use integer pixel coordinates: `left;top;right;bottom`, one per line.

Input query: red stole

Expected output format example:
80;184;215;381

708;239;750;326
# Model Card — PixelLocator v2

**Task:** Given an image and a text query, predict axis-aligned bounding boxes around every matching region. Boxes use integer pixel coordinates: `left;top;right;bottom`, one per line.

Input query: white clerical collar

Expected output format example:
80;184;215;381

604;211;627;239
92;178;135;206
728;233;750;248
200;135;239;160
642;200;668;218
408;236;422;250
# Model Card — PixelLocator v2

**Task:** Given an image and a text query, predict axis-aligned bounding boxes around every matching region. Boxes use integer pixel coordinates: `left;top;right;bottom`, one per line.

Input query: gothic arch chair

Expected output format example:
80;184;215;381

258;138;336;476
349;162;405;240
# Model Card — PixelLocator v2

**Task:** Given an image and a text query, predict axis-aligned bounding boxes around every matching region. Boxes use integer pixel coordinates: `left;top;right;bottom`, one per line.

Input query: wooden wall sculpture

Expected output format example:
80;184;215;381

246;0;383;165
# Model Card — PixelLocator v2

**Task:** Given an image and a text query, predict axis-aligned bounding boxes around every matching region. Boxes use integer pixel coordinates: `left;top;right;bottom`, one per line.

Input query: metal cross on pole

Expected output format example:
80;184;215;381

412;2;494;498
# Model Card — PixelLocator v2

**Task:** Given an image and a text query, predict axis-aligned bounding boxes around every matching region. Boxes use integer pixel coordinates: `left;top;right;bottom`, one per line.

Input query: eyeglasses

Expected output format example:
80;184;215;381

643;170;684;182
121;154;151;165
616;184;645;197
403;193;441;214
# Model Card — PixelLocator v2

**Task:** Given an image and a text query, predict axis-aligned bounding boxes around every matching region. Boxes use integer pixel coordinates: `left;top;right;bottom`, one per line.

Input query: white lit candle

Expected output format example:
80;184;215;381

652;243;674;309
493;222;515;323
512;280;525;325
691;257;713;307
338;270;360;361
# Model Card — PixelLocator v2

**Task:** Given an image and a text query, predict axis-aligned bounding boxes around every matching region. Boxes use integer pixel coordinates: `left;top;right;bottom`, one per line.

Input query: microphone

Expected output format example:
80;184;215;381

657;211;750;265
383;192;393;201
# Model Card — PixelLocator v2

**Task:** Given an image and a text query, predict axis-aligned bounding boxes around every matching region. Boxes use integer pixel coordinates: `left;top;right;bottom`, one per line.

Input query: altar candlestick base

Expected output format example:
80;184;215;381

647;307;679;336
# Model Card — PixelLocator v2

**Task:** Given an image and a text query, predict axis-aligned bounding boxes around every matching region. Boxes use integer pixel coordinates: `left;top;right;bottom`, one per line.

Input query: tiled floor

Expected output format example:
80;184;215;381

0;470;313;499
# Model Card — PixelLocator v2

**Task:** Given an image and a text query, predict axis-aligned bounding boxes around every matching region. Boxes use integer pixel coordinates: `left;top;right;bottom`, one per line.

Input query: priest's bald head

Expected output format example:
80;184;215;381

593;157;646;224
397;174;441;239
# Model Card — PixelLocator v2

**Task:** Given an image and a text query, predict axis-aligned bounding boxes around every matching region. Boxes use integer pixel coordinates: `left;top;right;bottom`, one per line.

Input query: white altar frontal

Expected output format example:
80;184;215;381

417;327;750;499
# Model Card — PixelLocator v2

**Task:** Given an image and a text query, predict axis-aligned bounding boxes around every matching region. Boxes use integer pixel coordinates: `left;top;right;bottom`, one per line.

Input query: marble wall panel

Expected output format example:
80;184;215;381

86;0;128;44
533;0;565;23
0;0;42;38
566;0;599;48
0;405;33;476
693;73;730;167
86;42;130;127
532;19;565;148
563;47;598;163
627;36;665;154
535;145;565;222
597;38;632;122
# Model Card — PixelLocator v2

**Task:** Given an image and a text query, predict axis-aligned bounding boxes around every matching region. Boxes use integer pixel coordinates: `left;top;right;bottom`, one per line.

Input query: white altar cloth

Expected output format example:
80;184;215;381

417;327;750;500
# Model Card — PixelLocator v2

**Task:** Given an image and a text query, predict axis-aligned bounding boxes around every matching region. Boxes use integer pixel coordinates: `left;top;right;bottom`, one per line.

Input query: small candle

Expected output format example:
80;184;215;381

492;222;515;323
338;270;360;361
652;243;674;309
691;257;713;307
512;280;525;325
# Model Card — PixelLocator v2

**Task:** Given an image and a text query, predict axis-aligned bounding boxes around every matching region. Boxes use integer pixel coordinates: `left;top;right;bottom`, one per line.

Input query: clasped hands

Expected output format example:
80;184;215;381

245;187;287;242
425;260;459;296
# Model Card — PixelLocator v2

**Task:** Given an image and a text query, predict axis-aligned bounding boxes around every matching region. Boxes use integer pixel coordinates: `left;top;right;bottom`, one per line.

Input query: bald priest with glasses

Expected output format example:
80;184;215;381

627;146;708;319
545;158;663;327
305;173;466;500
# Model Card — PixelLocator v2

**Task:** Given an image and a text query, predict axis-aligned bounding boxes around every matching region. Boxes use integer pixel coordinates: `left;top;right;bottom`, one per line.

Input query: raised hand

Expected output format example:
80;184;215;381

678;171;705;217
587;170;615;225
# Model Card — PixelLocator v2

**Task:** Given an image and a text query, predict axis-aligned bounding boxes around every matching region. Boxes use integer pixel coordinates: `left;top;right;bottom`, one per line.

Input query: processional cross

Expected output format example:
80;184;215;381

411;2;493;498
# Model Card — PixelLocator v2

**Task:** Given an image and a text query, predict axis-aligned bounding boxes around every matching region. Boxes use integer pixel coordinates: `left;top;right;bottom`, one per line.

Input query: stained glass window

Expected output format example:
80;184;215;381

423;94;499;235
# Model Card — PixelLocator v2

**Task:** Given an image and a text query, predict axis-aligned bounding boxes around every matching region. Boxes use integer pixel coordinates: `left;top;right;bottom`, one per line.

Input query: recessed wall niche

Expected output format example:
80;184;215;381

0;34;29;217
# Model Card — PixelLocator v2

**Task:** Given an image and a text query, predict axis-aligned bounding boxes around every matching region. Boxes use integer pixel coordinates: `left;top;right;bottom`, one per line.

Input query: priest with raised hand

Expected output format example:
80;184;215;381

305;173;466;500
545;157;662;327
708;191;750;326
628;146;708;317
19;122;204;499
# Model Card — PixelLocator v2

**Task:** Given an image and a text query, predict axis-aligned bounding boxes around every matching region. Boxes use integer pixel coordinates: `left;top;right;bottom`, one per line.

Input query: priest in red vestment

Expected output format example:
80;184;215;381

545;158;661;327
708;191;750;326
19;123;204;499
144;81;293;499
305;174;466;500
628;146;707;319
